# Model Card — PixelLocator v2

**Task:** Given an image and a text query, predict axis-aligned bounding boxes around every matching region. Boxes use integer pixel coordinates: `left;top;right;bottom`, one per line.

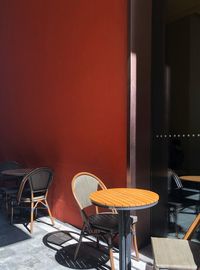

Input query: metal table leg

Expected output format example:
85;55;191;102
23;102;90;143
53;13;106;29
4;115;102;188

118;210;131;270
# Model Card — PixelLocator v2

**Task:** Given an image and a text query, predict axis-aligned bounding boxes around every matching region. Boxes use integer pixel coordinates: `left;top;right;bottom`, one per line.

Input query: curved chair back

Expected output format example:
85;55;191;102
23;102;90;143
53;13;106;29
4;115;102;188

72;172;107;210
168;168;183;192
17;167;53;203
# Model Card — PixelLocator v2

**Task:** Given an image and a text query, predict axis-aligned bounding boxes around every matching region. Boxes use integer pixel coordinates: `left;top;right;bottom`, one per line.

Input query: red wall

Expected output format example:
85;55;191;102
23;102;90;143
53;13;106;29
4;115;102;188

0;0;128;226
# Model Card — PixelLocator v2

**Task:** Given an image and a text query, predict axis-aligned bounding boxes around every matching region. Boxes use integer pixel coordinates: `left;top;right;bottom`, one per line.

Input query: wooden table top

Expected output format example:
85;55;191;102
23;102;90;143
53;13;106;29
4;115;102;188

90;188;159;210
1;168;32;176
179;175;200;183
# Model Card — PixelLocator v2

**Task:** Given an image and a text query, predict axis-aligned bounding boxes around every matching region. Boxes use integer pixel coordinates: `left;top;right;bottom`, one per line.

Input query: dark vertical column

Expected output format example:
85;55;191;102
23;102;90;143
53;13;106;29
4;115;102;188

128;0;153;247
151;0;168;236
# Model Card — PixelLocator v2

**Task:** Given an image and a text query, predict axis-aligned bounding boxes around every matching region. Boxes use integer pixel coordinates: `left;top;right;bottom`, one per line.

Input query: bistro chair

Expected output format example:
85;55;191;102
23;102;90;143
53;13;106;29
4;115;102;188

168;169;197;237
9;167;54;233
0;161;23;210
151;213;200;270
71;172;139;270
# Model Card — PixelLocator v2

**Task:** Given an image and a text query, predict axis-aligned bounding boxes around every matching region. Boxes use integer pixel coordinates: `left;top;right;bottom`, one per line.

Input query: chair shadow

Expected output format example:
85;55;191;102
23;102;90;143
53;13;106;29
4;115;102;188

0;210;31;247
189;241;200;267
10;212;36;233
0;222;31;247
55;242;110;269
10;209;54;233
43;230;110;269
43;230;75;251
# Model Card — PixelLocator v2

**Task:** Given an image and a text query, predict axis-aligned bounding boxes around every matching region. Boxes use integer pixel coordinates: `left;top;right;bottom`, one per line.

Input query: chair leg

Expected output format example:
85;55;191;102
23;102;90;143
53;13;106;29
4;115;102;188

44;199;54;226
108;236;115;270
184;213;200;240
131;223;139;261
5;193;9;212
174;207;179;238
30;202;34;233
109;249;115;270
10;203;14;224
96;236;100;248
0;194;2;209
74;224;86;260
35;208;38;219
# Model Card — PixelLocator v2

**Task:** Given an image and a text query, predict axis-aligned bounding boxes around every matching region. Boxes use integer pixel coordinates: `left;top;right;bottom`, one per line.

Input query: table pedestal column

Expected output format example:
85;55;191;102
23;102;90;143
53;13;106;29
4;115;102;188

118;210;131;270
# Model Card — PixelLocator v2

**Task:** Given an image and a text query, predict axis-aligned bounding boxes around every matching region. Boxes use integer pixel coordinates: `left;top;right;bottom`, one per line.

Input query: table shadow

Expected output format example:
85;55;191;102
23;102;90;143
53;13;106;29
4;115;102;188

43;230;110;269
55;242;110;269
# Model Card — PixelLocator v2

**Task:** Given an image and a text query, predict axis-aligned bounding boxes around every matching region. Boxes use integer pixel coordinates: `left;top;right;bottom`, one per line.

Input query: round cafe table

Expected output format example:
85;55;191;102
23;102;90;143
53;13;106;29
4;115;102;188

1;168;32;177
179;175;200;213
0;168;32;211
90;188;159;270
179;175;200;183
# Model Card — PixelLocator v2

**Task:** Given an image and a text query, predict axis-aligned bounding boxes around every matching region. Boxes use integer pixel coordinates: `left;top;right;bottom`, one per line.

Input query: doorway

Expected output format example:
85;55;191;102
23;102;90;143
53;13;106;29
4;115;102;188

151;0;200;240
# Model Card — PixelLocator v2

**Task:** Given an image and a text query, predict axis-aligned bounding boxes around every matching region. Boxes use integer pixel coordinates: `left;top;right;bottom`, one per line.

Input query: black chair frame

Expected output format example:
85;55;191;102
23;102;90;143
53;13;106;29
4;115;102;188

10;167;54;233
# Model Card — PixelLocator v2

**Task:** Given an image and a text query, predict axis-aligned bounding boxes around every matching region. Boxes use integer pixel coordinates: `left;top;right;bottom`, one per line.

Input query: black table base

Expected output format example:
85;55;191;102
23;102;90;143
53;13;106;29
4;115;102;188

119;210;131;270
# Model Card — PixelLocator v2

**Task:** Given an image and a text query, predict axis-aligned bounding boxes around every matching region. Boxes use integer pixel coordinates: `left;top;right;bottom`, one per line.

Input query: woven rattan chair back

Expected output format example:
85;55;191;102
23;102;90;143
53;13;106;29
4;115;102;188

17;167;53;203
72;172;107;211
11;167;54;233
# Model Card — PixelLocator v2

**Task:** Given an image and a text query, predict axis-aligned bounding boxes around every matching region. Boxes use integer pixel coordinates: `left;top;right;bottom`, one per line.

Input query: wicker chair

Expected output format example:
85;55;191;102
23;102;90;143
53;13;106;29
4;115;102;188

71;172;139;270
9;167;54;233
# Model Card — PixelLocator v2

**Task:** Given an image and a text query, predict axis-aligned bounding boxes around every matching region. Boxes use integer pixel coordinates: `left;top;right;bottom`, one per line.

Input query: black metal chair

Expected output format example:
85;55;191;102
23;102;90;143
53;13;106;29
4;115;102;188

168;169;197;237
9;167;54;233
71;172;139;270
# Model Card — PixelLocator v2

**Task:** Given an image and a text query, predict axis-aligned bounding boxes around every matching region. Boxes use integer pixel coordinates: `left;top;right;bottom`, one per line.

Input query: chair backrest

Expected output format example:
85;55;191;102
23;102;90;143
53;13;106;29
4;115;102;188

168;168;183;191
71;172;107;210
17;167;53;202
